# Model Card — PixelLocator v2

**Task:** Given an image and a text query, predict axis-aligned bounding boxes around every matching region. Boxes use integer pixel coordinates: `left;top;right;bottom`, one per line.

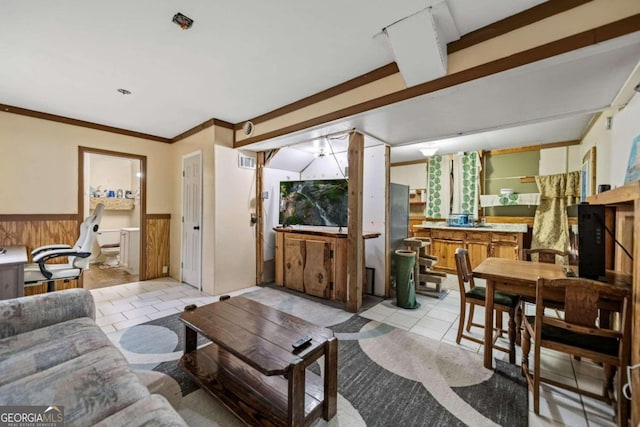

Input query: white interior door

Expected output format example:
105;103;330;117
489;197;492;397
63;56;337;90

182;151;202;289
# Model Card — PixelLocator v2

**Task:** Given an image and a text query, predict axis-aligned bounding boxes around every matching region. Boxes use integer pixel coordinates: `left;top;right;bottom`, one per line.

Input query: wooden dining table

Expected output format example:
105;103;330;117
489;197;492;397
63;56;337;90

473;257;632;425
472;257;569;370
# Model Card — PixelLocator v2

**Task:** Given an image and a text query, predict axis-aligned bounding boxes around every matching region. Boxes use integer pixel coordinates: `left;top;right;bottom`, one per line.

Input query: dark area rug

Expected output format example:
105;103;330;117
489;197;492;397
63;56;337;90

136;307;527;426
326;315;527;427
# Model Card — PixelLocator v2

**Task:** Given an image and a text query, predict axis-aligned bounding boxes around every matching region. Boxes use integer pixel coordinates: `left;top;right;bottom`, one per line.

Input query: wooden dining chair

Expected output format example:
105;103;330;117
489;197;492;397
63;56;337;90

522;247;570;312
523;248;570;264
522;277;631;423
453;248;520;363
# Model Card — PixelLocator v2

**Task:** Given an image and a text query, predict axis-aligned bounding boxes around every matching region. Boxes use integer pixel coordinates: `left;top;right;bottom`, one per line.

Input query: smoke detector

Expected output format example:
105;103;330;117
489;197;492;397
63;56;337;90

242;121;255;137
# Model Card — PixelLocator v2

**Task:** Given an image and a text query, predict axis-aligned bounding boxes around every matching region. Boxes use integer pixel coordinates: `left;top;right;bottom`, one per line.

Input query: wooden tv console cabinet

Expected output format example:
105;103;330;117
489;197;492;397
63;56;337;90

273;227;380;302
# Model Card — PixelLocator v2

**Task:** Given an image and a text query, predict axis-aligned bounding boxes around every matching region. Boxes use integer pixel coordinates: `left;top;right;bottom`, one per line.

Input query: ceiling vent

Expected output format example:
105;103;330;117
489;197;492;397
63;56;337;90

384;9;446;87
242;121;255;137
172;13;194;30
238;154;256;170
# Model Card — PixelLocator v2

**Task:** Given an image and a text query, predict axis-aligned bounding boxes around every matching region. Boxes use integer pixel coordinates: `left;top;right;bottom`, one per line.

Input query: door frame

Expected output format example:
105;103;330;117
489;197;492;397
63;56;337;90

181;150;203;290
78;146;148;281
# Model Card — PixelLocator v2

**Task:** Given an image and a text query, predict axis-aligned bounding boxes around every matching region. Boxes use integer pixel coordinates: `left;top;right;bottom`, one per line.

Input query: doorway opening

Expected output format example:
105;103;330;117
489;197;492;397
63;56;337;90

78;147;147;290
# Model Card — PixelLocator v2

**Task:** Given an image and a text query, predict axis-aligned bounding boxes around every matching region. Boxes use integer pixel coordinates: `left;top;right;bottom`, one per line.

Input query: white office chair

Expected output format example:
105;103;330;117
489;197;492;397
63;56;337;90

24;204;104;292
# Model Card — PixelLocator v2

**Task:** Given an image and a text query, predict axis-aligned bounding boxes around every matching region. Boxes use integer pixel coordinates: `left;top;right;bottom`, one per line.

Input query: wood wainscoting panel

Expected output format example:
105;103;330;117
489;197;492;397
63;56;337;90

0;215;80;295
146;215;171;280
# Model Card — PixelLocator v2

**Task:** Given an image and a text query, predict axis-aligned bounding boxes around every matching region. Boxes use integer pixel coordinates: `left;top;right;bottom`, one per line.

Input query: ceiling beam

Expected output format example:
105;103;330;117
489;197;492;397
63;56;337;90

447;0;593;54
233;15;640;148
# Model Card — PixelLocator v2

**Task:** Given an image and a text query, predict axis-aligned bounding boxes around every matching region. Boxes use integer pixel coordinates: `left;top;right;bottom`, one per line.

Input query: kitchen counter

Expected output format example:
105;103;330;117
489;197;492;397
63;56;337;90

412;222;526;272
413;222;527;233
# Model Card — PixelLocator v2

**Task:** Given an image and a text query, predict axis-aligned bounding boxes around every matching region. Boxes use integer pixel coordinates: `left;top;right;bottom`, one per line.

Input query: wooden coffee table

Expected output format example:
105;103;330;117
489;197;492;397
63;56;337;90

179;296;338;427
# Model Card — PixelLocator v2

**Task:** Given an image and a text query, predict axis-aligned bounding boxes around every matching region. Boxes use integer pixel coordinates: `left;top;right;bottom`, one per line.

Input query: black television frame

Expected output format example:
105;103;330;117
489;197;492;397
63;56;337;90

278;179;348;227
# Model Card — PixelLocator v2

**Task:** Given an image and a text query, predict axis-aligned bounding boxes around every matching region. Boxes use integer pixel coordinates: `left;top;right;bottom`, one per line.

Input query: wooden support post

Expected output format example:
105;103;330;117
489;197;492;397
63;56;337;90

347;132;364;313
255;152;265;285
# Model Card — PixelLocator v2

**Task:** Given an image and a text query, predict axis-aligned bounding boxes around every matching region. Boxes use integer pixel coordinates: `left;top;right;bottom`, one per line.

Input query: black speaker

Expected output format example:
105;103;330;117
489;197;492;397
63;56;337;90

577;204;605;280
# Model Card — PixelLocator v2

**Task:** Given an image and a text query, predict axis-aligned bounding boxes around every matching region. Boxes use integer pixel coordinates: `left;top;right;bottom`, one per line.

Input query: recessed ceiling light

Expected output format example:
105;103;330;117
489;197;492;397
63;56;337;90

117;88;132;95
419;147;438;157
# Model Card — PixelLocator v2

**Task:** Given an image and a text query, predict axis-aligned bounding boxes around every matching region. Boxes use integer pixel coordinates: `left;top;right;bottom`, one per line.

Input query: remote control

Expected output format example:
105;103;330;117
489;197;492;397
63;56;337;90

292;336;312;350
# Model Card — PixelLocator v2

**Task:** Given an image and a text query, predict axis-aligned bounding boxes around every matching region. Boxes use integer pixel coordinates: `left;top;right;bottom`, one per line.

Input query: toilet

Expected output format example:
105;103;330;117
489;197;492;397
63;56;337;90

96;229;121;267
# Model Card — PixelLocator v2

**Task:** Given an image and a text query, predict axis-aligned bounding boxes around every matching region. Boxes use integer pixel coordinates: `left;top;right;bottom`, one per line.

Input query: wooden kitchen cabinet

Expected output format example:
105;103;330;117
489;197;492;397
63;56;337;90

465;231;492;269
431;238;462;271
410;226;524;273
491;242;520;260
490;232;521;261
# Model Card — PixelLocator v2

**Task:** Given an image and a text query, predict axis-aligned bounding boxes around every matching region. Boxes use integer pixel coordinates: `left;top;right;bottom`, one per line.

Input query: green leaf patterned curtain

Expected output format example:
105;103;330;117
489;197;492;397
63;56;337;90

426;155;451;218
531;171;581;255
452;152;480;215
426;152;480;218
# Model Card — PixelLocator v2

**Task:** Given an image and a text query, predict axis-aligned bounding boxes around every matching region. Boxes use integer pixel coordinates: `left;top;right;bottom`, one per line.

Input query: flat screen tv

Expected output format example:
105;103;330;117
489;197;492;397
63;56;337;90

279;179;348;227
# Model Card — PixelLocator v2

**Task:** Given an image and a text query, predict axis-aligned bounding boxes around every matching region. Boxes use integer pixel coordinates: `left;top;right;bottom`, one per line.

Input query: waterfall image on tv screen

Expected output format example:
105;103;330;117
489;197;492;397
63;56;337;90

279;179;348;227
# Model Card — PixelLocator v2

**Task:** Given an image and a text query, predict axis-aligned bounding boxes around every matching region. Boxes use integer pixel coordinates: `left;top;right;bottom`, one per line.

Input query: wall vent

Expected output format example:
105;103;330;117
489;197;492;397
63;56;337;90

238;154;256;170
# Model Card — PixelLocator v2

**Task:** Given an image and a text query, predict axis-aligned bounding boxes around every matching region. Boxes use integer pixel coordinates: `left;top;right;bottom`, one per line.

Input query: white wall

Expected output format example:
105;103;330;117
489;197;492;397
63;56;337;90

390;162;427;189
567;144;582;172
214;144;257;294
362;143;387;296
539;146;568;175
262;167;299;282
610;94;640;186
171;128;215;293
300;153;348;180
579;94;640;189
580;109;614;189
88;154;139;230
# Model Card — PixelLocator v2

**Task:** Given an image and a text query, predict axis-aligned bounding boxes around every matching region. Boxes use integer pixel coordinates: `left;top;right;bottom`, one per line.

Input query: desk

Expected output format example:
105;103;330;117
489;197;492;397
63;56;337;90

0;246;28;299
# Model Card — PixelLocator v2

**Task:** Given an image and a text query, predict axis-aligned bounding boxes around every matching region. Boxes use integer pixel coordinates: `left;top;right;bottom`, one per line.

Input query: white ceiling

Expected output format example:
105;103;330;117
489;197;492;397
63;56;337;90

247;33;640;162
2;0;544;138
2;1;639;162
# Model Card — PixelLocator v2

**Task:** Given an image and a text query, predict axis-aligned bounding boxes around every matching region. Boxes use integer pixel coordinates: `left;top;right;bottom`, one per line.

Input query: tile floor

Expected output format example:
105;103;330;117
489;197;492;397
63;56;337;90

92;276;619;427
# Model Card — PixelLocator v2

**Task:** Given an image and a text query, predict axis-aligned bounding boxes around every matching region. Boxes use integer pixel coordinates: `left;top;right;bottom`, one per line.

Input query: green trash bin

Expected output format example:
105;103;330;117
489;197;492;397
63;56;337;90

394;250;420;309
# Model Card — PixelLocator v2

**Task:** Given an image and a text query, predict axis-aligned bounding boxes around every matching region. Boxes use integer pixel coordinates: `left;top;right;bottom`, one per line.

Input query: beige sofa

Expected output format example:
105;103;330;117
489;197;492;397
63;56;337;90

0;289;187;426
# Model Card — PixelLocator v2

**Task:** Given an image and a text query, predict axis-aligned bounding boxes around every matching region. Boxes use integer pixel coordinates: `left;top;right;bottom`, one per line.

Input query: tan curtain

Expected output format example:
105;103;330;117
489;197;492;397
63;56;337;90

531;171;581;255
